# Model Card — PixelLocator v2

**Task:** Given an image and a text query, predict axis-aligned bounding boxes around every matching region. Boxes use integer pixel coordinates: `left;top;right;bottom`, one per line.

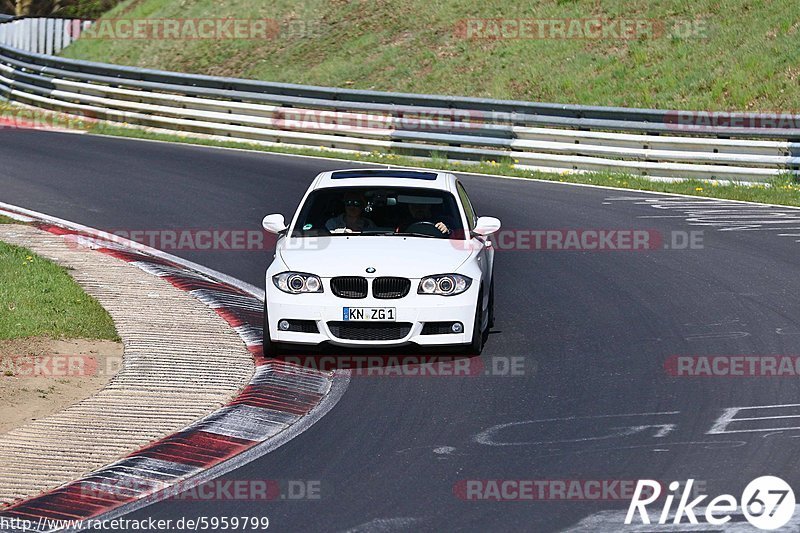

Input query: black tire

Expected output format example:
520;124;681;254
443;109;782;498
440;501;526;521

488;278;495;329
263;297;280;358
467;290;485;355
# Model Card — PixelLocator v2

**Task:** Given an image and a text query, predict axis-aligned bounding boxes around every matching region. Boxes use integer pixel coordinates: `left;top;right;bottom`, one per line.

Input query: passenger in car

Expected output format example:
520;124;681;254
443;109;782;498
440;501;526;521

325;191;376;233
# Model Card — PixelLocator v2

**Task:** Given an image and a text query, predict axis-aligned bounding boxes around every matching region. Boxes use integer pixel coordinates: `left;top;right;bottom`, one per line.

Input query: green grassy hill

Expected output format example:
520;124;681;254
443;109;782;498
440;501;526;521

60;0;800;111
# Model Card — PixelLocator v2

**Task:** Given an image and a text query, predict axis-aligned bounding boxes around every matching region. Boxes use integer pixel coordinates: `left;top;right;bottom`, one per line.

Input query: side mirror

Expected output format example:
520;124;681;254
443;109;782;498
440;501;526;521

262;214;288;235
472;216;501;237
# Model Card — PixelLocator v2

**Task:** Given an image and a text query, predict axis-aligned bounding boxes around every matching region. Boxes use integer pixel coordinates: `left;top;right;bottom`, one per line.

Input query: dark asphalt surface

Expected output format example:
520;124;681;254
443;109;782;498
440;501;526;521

3;129;800;532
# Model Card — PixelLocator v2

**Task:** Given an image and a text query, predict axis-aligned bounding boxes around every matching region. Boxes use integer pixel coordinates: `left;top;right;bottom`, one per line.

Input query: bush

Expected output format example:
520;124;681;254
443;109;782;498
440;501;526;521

0;0;124;19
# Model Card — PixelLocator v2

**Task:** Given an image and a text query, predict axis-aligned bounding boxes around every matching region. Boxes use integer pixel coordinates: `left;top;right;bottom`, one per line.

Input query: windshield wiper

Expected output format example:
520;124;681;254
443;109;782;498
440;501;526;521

377;231;439;239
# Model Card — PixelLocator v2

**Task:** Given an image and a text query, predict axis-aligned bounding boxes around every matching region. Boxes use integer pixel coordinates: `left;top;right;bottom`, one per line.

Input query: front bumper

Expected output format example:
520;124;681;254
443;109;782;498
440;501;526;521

265;280;478;347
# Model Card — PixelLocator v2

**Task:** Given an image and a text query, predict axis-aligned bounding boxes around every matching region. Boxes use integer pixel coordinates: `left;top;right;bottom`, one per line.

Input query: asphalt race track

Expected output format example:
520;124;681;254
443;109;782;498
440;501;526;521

4;129;800;532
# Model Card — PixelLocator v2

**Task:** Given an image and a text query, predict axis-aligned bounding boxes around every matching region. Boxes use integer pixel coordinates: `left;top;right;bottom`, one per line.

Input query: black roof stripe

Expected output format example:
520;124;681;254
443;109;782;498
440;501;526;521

330;170;439;180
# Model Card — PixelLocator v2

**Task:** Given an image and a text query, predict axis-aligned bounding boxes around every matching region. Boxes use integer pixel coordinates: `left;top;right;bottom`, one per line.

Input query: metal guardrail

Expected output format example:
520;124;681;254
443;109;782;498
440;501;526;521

0;22;799;181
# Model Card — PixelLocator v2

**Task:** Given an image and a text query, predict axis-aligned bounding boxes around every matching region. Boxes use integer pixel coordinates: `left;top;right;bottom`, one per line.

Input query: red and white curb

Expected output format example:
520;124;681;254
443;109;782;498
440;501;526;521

0;202;350;533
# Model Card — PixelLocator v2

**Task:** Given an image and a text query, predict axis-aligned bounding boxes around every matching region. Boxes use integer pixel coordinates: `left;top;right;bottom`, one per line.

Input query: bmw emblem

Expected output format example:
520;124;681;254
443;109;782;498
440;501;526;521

366;267;376;273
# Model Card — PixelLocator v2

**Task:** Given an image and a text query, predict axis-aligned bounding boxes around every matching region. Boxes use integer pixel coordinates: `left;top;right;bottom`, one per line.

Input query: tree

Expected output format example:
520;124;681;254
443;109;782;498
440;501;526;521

1;0;120;18
15;0;33;16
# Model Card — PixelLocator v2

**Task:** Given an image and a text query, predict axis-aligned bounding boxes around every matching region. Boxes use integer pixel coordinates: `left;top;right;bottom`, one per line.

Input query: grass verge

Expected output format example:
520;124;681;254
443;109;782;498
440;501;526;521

0;241;120;341
0;102;94;131
59;0;800;111
87;121;800;208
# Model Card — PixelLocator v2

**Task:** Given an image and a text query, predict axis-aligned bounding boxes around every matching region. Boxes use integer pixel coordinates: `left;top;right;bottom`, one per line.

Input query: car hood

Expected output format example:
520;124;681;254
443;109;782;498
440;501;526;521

278;236;474;278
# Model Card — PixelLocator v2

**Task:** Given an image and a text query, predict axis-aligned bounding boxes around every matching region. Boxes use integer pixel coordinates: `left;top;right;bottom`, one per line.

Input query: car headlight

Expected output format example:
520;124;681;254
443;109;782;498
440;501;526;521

418;274;472;296
273;272;323;294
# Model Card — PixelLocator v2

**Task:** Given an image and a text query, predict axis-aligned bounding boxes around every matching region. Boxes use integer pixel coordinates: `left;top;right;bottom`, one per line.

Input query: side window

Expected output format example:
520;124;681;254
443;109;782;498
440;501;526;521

456;181;477;231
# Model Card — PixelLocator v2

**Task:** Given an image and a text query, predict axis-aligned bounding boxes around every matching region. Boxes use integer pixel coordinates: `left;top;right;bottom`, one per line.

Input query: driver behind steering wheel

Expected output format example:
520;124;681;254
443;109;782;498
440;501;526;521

397;202;451;235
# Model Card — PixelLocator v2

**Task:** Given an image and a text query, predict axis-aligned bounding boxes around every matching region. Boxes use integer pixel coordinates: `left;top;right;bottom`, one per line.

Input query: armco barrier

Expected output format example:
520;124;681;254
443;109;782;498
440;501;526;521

0;18;799;181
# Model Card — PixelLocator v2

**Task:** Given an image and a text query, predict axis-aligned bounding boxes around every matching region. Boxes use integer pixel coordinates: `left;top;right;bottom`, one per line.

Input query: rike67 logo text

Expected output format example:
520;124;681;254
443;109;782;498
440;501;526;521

626;477;795;530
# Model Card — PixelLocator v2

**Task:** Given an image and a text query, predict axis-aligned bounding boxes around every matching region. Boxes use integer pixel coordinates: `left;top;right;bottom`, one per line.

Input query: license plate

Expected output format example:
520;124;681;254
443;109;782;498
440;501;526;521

343;307;396;321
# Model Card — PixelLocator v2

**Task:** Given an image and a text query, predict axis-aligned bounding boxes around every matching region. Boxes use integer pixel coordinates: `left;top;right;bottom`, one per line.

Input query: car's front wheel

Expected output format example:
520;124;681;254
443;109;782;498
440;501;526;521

263;298;280;358
467;289;485;355
488;278;495;329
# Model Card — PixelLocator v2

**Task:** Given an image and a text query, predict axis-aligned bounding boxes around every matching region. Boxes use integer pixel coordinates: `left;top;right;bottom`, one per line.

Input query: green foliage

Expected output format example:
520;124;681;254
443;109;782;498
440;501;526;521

58;0;124;19
0;0;124;18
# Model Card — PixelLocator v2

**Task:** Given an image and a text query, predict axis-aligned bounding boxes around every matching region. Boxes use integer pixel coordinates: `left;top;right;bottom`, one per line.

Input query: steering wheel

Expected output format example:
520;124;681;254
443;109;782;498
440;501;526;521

401;221;447;237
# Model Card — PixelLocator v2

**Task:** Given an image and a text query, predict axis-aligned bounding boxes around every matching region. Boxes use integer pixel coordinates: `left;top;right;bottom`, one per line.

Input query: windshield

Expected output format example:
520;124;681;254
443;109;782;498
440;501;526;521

291;186;465;239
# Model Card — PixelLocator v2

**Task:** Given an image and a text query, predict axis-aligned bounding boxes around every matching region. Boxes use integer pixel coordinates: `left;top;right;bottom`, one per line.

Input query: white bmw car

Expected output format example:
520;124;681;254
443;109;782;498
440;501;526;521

261;169;501;355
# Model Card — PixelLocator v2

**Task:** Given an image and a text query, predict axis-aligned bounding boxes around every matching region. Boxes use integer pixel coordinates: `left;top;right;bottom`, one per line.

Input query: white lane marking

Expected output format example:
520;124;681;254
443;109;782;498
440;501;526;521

433;446;456;455
474;412;680;447
685;332;750;341
499;440;749;462
708;404;800;435
0;208;35;222
341;517;421;533
605;197;800;244
638;215;703;218
683;319;743;327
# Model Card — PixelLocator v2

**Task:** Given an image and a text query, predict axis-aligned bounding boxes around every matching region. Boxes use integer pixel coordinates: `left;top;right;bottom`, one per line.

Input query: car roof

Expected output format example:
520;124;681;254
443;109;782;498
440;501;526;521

312;168;457;192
